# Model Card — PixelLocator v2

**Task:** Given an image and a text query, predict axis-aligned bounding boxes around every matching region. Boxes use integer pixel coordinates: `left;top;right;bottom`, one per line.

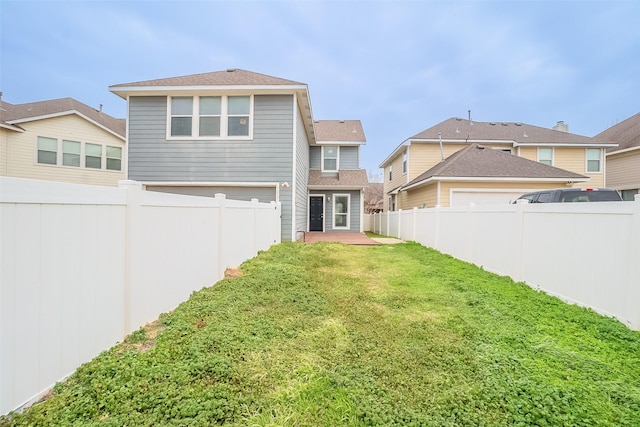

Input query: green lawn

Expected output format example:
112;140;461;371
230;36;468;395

3;242;639;426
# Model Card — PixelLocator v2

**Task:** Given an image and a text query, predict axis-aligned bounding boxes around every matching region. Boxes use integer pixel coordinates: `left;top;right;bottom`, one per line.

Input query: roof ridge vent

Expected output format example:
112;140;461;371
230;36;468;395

226;68;236;72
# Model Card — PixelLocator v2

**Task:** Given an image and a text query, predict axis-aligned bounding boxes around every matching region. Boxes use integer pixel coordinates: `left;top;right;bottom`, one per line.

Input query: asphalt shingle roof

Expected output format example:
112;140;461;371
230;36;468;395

110;69;305;88
314;120;366;143
405;144;587;189
594;112;640;152
0;98;125;138
308;169;369;188
410;117;607;145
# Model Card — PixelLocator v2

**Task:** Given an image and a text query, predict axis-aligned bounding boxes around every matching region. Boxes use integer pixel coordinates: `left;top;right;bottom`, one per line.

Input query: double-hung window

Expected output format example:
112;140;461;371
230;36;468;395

538;148;553;166
37;136;58;165
586;148;601;173
169;95;252;138
402;151;407;174
389;164;393;181
106;146;122;171
322;146;338;172
62;140;81;167
85;143;103;169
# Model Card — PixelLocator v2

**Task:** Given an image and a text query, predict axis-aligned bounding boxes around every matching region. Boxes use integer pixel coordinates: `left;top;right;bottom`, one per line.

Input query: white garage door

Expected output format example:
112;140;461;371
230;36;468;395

450;190;528;207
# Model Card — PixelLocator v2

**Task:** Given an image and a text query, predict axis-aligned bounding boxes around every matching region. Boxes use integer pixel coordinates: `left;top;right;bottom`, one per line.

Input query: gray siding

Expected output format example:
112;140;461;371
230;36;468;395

127;94;295;241
309;145;359;170
294;101;310;241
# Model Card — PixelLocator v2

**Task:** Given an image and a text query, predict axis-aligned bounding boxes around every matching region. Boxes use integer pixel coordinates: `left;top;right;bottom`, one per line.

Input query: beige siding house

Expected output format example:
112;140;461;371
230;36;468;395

597;112;640;201
380;118;616;209
0;98;126;186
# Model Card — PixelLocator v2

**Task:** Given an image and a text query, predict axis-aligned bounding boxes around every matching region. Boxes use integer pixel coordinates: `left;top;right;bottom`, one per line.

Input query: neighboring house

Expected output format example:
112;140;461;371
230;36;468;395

596;112;640;201
363;182;384;213
0;97;126;186
109;69;368;241
379;118;617;209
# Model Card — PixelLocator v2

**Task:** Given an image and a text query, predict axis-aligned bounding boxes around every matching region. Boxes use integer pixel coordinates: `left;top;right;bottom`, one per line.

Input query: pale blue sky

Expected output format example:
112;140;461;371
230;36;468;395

2;0;639;174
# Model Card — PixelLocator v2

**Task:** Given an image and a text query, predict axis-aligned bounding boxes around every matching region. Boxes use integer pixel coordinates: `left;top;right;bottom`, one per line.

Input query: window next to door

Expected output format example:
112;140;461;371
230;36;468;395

333;194;350;229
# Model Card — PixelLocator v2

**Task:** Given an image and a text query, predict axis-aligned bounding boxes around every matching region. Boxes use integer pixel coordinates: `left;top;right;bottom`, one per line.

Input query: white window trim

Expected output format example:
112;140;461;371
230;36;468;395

332;193;350;230
166;95;254;140
537;147;554;166
586;148;602;173
321;145;339;172
34;136;122;172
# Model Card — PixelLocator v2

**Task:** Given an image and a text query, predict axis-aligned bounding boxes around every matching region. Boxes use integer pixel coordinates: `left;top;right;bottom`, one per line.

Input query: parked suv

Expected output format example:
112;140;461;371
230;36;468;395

515;188;622;203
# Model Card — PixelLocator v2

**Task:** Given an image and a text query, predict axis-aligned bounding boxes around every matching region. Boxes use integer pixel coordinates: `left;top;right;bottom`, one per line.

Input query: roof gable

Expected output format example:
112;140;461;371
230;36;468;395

404;144;587;189
595;112;640;153
1;98;125;138
314;120;366;144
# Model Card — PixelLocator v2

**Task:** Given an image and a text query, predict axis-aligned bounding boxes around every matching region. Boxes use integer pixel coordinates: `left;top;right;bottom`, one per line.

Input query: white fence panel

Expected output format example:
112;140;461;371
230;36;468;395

364;197;640;331
1;177;281;415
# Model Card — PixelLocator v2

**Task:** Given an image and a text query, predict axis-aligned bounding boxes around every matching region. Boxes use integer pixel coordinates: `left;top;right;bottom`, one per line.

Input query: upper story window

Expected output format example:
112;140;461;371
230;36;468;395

538;148;554;166
402;151;407;174
169;95;252;139
389;164;393;181
36;136;122;171
586;148;601;173
322;146;339;172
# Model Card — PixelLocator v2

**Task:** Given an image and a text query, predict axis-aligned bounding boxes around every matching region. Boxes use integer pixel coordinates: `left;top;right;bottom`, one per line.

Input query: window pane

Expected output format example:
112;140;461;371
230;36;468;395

37;136;57;151
107;158;121;171
587;149;601;160
200;96;221;115
587;149;600;172
86;143;102;156
199;117;220;136
335;196;349;214
335;214;347;227
62;140;81;167
324;159;337;171
86;156;101;169
228;116;249;136
38;151;57;165
171;117;192;136
228;96;249;114
587;160;600;172
171;97;193;115
106;146;122;158
538;148;553;166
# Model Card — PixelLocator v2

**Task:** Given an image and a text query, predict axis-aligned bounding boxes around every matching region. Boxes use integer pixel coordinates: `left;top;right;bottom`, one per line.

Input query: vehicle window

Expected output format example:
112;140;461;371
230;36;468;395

537;192;552;202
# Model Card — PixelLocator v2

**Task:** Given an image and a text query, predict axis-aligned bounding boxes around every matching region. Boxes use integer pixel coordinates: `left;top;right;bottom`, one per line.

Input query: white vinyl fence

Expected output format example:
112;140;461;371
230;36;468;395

367;197;640;331
0;177;281;415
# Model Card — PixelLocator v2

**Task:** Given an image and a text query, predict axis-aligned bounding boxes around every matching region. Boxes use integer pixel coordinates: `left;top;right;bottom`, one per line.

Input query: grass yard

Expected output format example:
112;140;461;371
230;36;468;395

2;242;640;426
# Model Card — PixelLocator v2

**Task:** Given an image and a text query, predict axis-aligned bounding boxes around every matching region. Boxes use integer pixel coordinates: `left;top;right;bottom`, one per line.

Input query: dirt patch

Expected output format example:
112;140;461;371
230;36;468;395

119;319;166;354
225;267;243;278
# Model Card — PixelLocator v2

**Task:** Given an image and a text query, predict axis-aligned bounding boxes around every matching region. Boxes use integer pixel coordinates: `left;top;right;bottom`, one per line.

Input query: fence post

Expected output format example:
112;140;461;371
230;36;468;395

413;207;418;241
513;199;529;282
119;180;142;335
434;205;441;250
397;209;402;239
625;195;640;330
251;198;259;255
215;193;226;279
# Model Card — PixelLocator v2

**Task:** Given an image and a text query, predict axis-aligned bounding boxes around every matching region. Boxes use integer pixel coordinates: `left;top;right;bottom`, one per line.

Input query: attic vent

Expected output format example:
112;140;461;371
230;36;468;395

226;68;236;72
489;122;496;126
501;123;508;126
515;123;522;126
339;120;345;123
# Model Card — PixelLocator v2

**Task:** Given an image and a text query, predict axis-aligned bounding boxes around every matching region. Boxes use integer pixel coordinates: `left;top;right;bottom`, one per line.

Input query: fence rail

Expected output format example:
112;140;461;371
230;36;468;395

1;177;281;415
366;198;640;332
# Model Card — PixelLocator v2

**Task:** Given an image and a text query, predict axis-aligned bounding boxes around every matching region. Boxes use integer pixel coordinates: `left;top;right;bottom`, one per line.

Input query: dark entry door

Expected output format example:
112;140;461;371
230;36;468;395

309;196;324;232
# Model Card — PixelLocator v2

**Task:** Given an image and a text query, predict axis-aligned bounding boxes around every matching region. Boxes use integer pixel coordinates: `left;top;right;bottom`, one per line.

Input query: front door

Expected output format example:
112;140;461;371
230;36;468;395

309;196;324;232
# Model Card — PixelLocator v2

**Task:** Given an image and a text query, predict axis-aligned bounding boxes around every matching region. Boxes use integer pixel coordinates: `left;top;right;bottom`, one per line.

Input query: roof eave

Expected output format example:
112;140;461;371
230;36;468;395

7;110;125;140
606;145;640;156
109;84;309;99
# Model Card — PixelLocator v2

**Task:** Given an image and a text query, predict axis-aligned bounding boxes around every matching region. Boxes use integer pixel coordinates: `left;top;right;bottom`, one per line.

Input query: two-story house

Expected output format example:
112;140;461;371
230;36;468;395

597;112;640;201
379;118;617;209
0;97;126;186
109;69;368;241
